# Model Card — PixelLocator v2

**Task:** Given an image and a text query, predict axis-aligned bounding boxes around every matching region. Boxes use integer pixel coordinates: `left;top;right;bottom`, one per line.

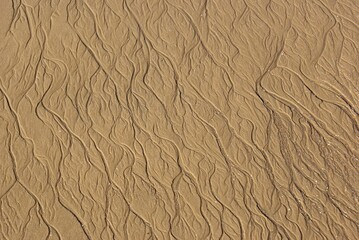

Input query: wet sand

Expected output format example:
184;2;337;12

0;0;358;239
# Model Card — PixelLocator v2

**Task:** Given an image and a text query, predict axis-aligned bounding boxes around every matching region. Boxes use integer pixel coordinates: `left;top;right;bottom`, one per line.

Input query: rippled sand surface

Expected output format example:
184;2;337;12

0;0;358;239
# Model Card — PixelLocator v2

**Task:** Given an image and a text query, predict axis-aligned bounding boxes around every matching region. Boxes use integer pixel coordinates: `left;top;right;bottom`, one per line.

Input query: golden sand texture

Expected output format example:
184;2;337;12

0;0;358;239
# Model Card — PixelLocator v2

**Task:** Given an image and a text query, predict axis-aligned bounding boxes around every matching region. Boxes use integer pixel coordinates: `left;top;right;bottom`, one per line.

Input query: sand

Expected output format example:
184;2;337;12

0;0;358;239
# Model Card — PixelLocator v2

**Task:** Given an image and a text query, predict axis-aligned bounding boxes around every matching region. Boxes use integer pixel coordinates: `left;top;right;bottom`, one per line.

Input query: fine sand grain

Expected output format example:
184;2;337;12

0;0;358;239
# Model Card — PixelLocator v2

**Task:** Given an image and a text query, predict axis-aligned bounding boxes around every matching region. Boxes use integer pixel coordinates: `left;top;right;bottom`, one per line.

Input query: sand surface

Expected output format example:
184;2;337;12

0;0;358;239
